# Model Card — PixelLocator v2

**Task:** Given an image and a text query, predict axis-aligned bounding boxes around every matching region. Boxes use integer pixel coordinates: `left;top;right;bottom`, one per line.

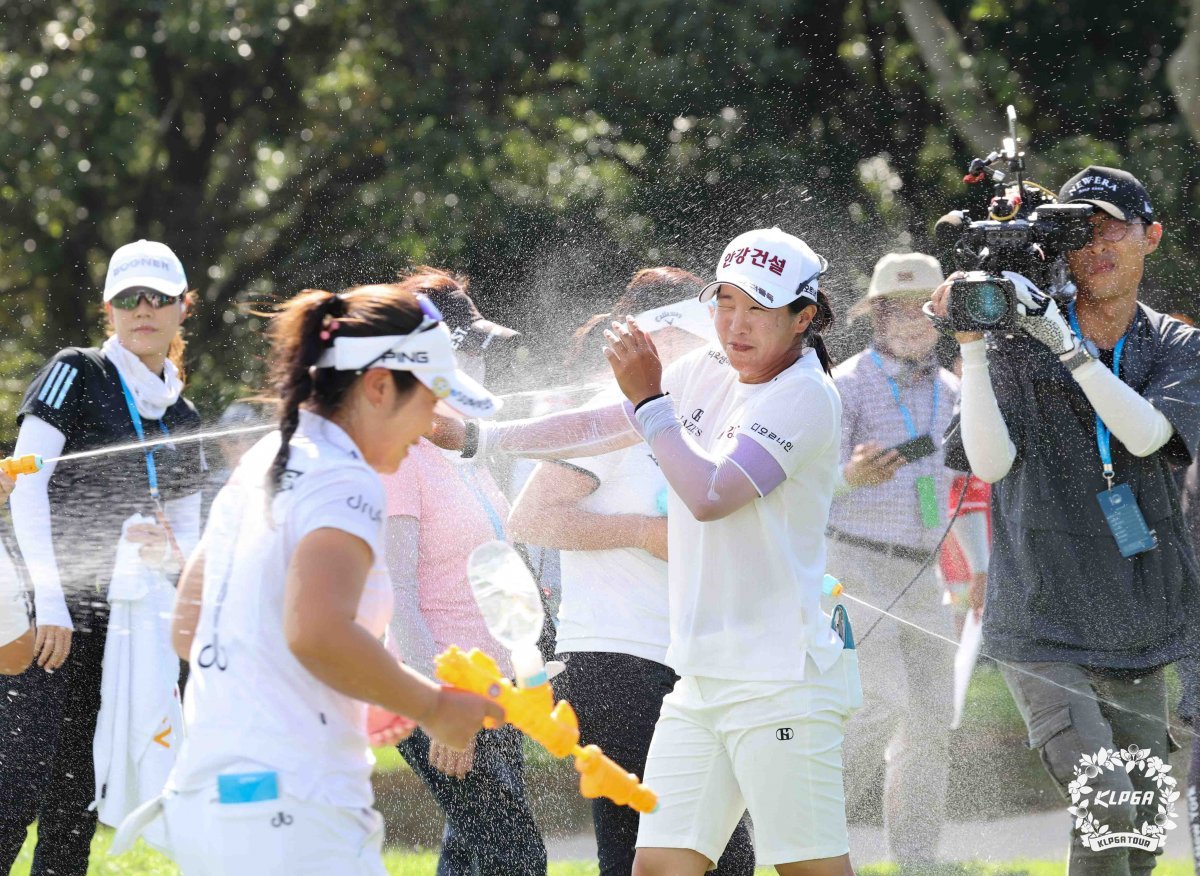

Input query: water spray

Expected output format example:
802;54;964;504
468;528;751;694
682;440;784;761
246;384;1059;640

827;579;1198;741
10;381;610;471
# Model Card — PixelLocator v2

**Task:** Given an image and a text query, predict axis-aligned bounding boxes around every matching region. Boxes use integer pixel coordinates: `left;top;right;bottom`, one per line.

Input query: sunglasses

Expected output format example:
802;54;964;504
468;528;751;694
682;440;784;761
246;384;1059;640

416;293;443;331
1090;217;1145;243
110;288;180;310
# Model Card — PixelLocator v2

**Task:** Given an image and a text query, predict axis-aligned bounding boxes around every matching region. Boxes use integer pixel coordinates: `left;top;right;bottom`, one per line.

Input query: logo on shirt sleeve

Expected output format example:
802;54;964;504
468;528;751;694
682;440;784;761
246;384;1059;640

37;362;79;410
347;493;383;523
751;422;793;453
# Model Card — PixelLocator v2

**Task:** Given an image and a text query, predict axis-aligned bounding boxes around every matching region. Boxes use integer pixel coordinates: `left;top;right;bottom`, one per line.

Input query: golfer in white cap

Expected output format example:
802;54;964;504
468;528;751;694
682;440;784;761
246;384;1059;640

438;227;862;875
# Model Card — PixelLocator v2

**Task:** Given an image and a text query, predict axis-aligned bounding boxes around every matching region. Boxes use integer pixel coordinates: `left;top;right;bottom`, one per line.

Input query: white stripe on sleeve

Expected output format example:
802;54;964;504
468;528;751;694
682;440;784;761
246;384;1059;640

50;366;78;410
37;363;66;405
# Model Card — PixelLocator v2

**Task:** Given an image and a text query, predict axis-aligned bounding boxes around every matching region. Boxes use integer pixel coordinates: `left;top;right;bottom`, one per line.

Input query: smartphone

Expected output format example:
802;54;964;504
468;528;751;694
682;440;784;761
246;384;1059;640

888;434;936;463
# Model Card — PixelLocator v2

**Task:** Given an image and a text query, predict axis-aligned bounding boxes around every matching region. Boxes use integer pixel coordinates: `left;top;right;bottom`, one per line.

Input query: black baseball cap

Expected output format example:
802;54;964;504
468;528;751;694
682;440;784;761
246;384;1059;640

1058;165;1155;223
424;285;520;354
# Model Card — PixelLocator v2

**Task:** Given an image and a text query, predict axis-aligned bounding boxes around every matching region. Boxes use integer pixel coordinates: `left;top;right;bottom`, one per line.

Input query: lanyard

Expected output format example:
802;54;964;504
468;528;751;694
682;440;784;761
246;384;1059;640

116;373;171;504
1066;303;1130;489
116;373;187;571
869;349;939;440
452;463;506;541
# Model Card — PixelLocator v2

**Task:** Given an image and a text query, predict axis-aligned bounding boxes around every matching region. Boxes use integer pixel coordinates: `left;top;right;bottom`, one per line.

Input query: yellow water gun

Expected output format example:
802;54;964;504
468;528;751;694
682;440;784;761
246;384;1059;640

435;646;658;814
0;455;42;479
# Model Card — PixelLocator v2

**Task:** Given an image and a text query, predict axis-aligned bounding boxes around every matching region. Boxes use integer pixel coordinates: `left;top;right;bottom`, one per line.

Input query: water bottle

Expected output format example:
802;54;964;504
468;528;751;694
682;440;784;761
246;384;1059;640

467;540;547;688
823;574;844;597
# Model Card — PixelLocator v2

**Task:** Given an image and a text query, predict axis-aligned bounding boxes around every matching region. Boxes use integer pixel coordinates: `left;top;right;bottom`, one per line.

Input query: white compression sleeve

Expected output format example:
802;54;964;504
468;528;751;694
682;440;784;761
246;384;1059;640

384;516;439;677
476;401;641;460
950;508;990;576
959;340;1017;484
1071;359;1175;457
10;416;71;629
634;396;769;521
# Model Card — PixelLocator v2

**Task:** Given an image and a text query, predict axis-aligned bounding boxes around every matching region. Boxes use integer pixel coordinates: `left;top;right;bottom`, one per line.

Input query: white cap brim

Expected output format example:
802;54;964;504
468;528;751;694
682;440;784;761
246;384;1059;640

698;277;815;309
103;275;188;302
417;368;501;419
633;297;718;343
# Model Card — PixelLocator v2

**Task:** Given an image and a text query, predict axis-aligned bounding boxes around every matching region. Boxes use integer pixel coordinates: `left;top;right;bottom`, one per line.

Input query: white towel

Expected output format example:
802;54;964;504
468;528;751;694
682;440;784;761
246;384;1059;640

100;336;182;420
93;514;183;852
950;609;984;730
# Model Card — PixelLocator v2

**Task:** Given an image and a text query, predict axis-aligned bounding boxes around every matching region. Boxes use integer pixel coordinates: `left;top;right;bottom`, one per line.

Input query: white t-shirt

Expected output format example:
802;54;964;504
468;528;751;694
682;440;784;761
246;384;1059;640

170;411;392;808
556;387;670;665
660;345;844;682
0;544;29;648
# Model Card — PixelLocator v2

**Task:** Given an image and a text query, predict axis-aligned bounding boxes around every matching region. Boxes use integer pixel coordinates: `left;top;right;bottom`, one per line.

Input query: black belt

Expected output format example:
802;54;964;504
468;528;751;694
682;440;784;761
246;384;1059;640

826;528;933;564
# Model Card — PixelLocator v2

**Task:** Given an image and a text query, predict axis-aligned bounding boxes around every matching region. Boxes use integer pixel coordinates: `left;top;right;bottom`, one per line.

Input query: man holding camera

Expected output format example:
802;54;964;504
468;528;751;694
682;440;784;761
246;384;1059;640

931;166;1200;875
828;253;979;868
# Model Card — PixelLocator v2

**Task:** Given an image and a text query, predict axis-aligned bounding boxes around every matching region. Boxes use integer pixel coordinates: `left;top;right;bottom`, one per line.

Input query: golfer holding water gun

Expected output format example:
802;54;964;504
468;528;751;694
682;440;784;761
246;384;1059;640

140;283;504;874
440;227;862;876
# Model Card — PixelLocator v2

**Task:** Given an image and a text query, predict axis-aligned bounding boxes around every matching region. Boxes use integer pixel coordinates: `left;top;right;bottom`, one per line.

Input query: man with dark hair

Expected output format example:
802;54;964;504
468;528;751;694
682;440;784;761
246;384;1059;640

930;165;1200;875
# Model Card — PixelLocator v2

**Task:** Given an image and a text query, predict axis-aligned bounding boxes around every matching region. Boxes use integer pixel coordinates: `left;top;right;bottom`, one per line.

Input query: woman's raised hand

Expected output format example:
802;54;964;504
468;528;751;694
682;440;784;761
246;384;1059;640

603;317;664;406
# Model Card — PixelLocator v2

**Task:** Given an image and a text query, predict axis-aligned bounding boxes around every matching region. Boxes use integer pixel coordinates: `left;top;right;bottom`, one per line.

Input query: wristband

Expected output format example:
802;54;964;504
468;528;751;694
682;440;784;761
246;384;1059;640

633;395;678;443
1059;346;1095;373
634;392;668;412
461;421;480;459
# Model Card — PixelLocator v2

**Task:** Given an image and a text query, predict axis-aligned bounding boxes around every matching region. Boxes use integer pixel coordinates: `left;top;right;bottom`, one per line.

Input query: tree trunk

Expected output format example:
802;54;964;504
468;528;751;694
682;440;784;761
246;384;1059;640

899;0;1051;180
1168;0;1200;146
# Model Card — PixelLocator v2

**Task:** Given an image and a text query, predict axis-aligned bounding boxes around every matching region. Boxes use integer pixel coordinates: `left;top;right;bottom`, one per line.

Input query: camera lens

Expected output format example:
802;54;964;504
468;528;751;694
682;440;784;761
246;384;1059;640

964;282;1009;326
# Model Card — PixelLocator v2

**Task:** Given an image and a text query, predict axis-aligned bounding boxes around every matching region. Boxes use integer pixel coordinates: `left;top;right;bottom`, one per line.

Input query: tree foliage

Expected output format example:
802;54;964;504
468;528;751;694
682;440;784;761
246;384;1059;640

0;0;1195;436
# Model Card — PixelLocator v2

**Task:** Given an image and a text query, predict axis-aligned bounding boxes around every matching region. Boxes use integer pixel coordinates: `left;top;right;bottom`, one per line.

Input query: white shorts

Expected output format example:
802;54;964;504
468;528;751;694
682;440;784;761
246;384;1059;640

162;787;387;876
636;648;862;866
0;545;29;648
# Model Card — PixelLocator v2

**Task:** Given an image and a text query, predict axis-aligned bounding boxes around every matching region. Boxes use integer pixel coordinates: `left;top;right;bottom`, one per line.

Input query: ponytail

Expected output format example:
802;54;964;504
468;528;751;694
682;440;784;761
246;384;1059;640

791;289;836;375
267;290;348;496
808;289;836;375
808;333;834;375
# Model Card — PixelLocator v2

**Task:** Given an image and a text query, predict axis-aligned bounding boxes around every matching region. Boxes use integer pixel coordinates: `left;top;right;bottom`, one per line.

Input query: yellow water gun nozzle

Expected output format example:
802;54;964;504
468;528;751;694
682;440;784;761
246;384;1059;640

0;454;43;479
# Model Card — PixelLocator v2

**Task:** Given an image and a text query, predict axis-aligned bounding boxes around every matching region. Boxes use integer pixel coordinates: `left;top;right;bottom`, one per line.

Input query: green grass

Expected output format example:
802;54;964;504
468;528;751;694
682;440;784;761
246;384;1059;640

11;828;1199;876
10;829;602;875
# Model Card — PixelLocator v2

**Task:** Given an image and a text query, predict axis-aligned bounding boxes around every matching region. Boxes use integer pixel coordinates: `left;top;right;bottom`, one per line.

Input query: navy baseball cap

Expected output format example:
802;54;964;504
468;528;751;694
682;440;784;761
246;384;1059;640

1059;166;1154;223
424;285;520;354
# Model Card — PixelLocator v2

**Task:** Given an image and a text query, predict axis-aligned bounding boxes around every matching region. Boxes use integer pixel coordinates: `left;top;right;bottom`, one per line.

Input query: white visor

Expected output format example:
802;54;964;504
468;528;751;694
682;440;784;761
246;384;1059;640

314;323;501;419
633;297;718;343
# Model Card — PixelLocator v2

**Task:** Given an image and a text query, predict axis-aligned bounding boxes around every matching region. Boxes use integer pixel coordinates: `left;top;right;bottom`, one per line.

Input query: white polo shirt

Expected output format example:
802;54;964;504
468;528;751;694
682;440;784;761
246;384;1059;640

556;388;671;666
170;411;392;808
660;345;844;682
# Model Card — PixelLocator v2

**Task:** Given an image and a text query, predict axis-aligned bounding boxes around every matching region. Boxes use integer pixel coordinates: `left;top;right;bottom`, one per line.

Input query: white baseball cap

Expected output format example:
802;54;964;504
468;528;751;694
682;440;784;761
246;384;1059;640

103;239;188;302
633;297;718;343
866;252;943;299
699;227;827;309
314;321;501;419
